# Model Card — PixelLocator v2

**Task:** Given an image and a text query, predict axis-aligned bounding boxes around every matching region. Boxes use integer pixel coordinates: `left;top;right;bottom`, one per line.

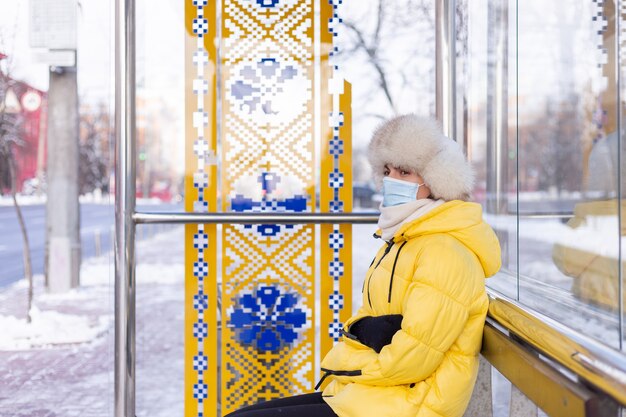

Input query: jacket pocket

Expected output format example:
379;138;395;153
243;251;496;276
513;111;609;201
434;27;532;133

340;329;370;350
315;368;362;390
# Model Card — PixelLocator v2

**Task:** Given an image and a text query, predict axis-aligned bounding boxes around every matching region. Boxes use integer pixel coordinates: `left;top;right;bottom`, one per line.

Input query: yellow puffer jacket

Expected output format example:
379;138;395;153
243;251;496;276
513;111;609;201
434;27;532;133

320;200;501;417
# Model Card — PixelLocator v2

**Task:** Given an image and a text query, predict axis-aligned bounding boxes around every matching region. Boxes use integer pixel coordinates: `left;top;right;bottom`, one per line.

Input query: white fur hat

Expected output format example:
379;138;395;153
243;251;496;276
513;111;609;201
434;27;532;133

367;114;474;201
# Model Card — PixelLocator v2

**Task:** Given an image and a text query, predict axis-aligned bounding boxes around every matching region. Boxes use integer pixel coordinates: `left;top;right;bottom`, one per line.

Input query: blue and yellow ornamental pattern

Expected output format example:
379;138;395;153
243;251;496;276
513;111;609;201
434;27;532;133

185;1;351;415
185;1;218;417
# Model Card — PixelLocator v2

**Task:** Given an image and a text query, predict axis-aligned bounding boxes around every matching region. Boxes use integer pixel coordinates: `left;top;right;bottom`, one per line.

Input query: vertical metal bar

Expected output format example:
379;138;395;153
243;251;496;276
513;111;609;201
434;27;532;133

115;0;136;415
486;0;510;280
486;0;508;214
436;0;457;139
515;0;520;307
616;0;623;349
456;0;468;154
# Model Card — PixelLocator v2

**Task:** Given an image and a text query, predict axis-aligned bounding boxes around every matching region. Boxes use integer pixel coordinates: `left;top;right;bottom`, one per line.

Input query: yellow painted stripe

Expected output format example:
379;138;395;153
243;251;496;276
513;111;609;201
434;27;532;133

319;0;352;364
185;0;217;416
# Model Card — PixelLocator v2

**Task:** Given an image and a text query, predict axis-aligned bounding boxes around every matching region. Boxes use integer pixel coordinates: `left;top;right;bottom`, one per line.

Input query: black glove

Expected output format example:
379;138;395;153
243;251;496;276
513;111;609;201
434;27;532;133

348;314;403;353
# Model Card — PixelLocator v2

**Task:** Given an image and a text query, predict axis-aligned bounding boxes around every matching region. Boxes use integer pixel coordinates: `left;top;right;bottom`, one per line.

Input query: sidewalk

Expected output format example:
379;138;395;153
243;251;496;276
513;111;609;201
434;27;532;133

0;226;185;417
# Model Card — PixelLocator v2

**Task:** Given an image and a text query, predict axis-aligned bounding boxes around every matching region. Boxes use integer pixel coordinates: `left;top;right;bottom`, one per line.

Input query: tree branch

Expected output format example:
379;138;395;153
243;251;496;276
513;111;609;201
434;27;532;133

343;20;397;113
373;0;384;49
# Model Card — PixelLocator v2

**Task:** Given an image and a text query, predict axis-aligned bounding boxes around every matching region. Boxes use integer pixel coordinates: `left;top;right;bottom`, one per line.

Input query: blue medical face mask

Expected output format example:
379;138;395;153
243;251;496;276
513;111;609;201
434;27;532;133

382;177;424;207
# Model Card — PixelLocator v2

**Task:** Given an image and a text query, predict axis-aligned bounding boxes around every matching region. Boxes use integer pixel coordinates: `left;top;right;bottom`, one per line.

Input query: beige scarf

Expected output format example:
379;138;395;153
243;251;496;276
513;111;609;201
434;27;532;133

377;198;445;241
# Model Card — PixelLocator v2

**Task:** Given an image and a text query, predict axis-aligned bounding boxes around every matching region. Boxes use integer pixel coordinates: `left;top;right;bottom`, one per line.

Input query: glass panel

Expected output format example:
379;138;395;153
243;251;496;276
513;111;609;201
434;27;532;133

618;0;626;348
468;0;623;347
467;0;519;299
516;0;620;348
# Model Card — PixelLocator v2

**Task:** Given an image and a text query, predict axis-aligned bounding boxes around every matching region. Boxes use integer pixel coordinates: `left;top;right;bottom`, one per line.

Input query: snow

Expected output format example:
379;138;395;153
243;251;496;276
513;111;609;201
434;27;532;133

0;194;47;206
0;305;110;350
0;226;185;352
485;212;624;259
0;194;174;206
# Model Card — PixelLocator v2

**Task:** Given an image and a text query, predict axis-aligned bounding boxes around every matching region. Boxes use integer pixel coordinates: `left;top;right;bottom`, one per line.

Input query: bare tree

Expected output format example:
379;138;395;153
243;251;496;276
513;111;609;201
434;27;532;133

0;53;34;322
337;1;467;126
339;1;434;114
342;1;397;113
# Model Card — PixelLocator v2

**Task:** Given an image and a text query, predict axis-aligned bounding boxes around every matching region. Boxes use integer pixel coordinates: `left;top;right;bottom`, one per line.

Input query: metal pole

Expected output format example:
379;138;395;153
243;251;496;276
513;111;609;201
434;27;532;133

486;0;508;215
615;0;623;350
133;211;380;225
435;0;457;139
485;0;509;277
114;0;136;415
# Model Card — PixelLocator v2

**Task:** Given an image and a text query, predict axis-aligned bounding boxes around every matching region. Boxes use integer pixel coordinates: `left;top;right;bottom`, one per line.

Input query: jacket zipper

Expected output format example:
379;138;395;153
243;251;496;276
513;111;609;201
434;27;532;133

366;240;394;308
315;368;363;390
387;241;408;303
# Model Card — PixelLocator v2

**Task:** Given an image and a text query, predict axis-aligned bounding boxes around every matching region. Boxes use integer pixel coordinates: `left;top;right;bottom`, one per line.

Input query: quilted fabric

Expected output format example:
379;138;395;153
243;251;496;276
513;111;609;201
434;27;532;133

320;200;501;417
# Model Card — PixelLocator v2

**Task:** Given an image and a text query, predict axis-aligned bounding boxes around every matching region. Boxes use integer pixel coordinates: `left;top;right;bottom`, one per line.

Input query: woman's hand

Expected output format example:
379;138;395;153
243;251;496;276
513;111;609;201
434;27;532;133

347;315;403;353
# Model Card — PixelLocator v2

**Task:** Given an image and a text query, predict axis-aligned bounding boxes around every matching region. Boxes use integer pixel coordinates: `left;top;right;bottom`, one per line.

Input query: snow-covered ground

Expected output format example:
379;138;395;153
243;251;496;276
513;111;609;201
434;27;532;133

0;194;48;206
0;226;186;417
0;193;176;206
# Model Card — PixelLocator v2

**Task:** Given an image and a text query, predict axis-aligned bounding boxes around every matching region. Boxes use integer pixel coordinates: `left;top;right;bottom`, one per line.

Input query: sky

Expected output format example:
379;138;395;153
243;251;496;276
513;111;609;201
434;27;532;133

0;0;112;98
0;1;50;91
0;0;182;105
0;0;186;179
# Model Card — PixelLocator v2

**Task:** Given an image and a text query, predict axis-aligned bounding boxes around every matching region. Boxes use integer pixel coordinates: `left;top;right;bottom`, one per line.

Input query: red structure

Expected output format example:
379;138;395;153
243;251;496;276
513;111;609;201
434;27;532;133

0;55;47;193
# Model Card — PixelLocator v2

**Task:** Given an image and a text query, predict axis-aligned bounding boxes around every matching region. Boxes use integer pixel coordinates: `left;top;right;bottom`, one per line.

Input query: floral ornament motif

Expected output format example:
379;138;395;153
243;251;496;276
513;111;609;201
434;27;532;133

229;57;308;123
229;285;307;352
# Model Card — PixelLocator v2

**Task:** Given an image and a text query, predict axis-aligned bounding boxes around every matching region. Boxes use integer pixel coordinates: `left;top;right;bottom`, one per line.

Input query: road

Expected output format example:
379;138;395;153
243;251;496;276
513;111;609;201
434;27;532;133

0;202;182;288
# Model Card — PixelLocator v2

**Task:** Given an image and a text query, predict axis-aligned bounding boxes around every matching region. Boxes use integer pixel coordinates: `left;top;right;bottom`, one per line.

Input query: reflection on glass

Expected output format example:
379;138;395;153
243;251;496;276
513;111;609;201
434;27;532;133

467;0;518;299
467;0;622;348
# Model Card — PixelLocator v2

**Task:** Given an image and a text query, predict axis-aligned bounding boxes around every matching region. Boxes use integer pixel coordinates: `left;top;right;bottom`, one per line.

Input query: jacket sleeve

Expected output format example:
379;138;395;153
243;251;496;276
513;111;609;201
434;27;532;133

320;242;473;387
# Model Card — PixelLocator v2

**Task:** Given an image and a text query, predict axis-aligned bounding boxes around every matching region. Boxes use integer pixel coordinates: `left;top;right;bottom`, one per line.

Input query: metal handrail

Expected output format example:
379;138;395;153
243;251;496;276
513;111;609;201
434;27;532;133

516;213;574;219
133;211;380;224
487;289;626;406
133;210;574;223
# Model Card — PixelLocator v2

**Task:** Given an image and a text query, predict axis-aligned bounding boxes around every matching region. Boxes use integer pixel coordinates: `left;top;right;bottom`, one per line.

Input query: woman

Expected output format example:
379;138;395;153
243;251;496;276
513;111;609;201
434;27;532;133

226;115;501;417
